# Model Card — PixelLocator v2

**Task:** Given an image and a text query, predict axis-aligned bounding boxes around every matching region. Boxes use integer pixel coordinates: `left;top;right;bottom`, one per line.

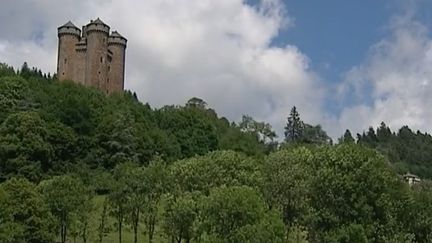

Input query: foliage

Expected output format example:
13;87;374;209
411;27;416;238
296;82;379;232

357;123;432;178
0;111;52;182
1;63;432;242
170;150;262;194
0;178;55;243
38;175;90;243
284;106;304;142
263;147;314;228
199;186;285;243
163;192;199;243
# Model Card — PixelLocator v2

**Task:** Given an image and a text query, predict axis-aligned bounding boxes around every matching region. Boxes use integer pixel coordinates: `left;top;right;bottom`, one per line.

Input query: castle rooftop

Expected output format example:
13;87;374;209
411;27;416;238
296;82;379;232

60;21;79;29
86;18;110;34
111;31;125;38
89;18;108;26
58;21;81;36
108;31;127;46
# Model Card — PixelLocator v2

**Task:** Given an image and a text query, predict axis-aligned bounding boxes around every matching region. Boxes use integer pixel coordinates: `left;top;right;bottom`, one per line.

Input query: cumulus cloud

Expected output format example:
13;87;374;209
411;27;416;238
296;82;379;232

333;9;432;138
0;0;326;138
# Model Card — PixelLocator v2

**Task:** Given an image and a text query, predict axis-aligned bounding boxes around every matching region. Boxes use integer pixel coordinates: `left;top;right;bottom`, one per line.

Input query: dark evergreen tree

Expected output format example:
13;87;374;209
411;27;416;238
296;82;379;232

284;106;304;142
377;122;392;142
339;129;355;144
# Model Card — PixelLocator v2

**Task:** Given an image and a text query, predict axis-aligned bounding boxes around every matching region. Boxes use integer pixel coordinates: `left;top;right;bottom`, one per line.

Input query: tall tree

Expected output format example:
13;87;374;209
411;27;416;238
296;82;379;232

38;175;89;243
0;178;55;242
284;106;304;142
302;124;332;145
0;111;53;181
263;148;314;234
239;115;277;144
339;129;355;144
200;186;285;242
376;122;392;142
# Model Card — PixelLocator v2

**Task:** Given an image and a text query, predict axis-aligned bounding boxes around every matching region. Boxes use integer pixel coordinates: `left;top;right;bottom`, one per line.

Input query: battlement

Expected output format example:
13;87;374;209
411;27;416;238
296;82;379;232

57;18;127;94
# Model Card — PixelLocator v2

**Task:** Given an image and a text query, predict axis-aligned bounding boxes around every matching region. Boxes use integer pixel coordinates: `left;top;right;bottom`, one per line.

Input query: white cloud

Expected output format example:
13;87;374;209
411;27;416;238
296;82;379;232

0;0;326;138
333;10;432;138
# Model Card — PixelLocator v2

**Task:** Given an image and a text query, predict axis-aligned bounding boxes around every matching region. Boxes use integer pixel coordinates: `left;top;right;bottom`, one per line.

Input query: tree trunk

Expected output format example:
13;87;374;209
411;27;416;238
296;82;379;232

133;208;140;243
148;214;156;243
82;223;87;243
118;220;122;243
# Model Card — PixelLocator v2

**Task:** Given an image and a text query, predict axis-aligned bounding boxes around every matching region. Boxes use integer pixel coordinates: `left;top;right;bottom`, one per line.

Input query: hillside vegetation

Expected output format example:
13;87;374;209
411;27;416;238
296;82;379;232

1;63;432;243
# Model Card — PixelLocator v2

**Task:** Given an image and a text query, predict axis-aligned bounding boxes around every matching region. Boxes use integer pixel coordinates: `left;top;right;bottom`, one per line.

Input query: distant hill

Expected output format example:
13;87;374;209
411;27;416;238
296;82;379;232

355;123;432;179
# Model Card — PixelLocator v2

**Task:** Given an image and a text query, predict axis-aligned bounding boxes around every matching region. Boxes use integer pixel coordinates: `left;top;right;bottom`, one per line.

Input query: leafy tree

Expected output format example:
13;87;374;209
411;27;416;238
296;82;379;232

409;181;432;242
118;159;170;243
96;111;140;168
0;111;52;181
109;163;136;243
263;148;314;231
186;97;207;109
163;192;199;243
97;198;110;243
170;150;261;194
200;186;285;242
239;115;277;144
302;124;332;145
284;106;304;142
38;175;89;243
141;159;170;243
219;126;267;156
309;145;410;242
74;193;93;243
0;178;55;242
0;63;15;77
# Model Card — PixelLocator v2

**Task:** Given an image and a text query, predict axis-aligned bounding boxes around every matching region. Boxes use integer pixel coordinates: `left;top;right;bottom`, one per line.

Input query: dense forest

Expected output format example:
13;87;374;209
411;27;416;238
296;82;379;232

1;62;432;242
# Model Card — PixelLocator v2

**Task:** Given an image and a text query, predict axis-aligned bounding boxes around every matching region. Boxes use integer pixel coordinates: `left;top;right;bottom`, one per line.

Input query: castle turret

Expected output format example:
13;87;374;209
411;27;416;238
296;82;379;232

108;31;127;92
84;18;110;89
57;21;81;81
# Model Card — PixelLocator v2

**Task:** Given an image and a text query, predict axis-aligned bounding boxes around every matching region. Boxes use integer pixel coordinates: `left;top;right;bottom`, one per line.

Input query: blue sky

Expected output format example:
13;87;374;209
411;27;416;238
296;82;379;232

1;0;432;138
272;0;432;115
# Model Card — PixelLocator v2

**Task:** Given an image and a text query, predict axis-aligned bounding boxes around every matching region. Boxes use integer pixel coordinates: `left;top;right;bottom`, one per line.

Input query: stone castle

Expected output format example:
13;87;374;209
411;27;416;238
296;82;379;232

57;18;127;94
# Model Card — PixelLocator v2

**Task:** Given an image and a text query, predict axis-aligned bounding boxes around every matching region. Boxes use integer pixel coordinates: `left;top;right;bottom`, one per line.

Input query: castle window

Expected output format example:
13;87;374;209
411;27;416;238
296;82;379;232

98;71;101;74
103;38;106;43
108;66;111;71
64;58;67;64
100;57;103;63
107;78;109;83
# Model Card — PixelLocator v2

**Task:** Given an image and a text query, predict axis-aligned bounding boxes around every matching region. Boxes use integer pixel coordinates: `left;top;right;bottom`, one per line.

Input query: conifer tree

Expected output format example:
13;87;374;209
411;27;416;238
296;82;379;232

339;129;355;144
284;106;304;142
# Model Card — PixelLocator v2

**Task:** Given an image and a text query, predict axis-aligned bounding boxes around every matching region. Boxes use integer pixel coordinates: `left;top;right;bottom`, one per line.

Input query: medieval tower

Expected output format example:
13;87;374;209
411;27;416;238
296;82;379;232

57;18;127;94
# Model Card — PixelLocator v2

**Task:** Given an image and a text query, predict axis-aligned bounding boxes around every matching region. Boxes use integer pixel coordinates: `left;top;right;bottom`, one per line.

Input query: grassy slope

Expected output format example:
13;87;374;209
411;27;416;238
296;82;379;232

66;196;166;243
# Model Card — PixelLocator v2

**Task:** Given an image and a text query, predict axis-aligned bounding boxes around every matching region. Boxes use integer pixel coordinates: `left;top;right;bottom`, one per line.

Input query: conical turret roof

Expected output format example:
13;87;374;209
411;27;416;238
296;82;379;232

60;21;78;29
92;18;107;26
111;31;125;39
